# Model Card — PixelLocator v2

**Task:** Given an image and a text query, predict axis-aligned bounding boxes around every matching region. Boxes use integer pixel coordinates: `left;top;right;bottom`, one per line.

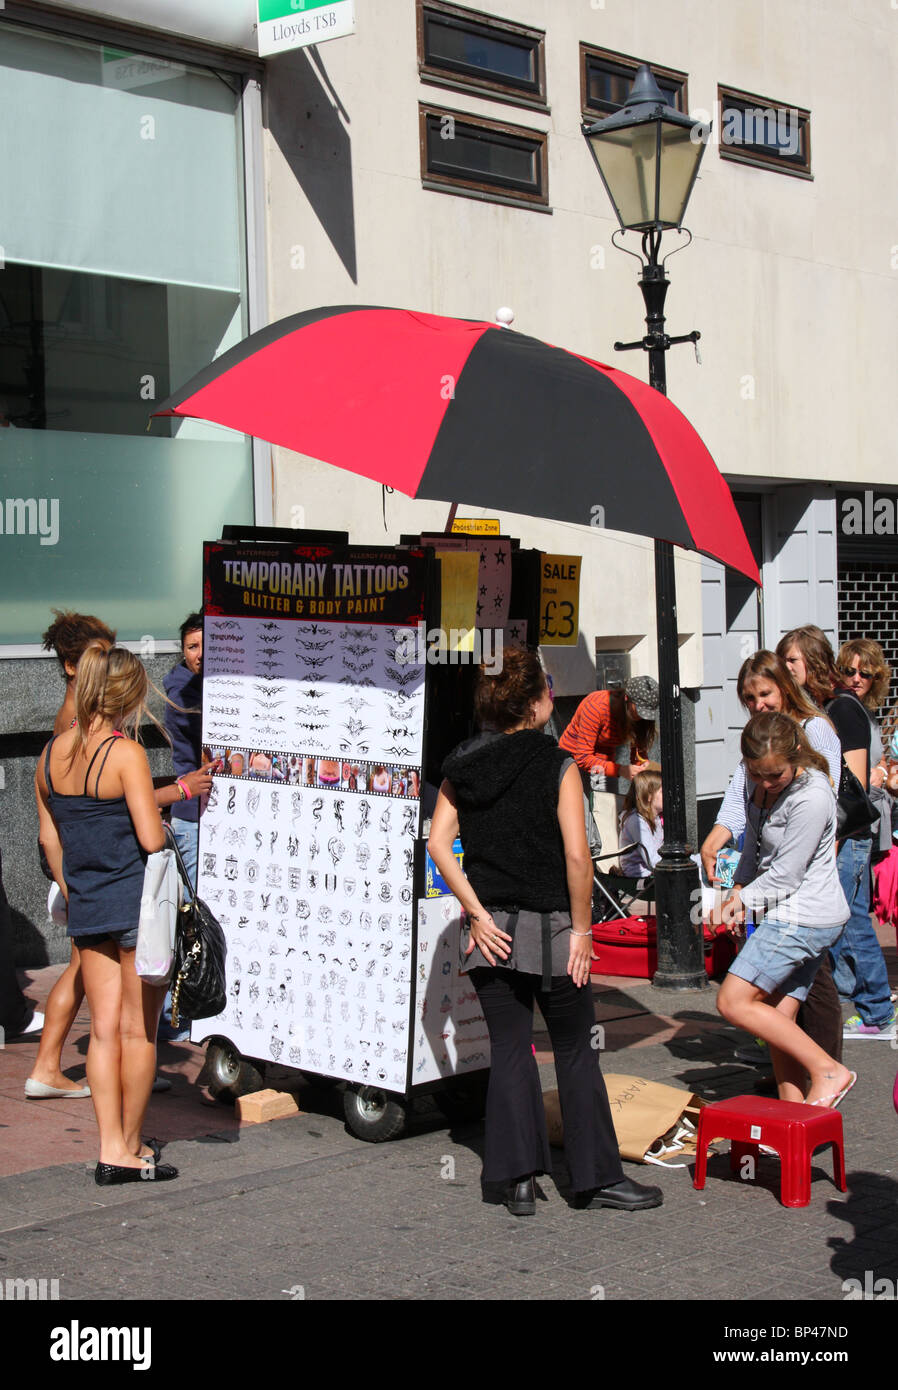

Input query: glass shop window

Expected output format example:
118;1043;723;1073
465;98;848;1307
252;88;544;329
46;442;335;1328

0;23;254;646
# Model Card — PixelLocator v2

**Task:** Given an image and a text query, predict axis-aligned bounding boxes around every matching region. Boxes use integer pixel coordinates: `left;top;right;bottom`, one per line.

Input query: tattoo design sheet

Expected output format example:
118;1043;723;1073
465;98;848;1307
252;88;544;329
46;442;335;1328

194;544;427;1088
203;618;424;767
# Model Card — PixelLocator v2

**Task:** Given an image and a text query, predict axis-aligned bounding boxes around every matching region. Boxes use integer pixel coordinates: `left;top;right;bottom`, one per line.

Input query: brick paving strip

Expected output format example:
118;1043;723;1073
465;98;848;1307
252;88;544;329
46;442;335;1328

1;941;895;1302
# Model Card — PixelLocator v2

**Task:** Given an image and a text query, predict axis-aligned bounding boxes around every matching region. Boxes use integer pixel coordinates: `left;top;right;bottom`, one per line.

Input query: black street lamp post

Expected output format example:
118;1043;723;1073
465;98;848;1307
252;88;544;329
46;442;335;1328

583;66;710;989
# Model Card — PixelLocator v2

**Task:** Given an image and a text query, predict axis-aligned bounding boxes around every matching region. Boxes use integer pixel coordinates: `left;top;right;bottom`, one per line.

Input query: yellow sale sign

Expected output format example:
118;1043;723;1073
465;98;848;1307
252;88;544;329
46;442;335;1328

540;554;580;646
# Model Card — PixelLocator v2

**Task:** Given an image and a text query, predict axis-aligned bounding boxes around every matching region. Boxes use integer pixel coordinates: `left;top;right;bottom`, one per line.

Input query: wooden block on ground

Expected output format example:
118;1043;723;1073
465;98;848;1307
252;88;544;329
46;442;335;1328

236;1089;301;1125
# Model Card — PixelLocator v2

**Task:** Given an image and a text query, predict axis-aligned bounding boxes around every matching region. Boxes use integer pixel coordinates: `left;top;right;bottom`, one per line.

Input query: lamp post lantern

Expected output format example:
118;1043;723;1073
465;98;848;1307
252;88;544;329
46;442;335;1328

583;66;710;989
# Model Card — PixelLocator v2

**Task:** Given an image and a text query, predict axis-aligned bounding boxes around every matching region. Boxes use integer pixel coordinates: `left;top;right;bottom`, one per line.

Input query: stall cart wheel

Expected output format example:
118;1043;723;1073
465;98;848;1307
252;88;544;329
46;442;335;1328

434;1072;490;1124
203;1038;266;1105
343;1086;408;1142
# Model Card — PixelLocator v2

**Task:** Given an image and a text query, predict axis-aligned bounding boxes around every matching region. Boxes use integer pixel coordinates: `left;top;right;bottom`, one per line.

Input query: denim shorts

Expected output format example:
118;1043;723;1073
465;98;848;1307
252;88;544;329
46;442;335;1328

727;919;846;1001
75;925;139;951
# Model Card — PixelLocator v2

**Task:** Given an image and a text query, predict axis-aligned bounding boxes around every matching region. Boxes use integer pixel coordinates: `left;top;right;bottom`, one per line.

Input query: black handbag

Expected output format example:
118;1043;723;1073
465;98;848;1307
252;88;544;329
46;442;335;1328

823;693;880;839
835;757;879;839
166;828;228;1028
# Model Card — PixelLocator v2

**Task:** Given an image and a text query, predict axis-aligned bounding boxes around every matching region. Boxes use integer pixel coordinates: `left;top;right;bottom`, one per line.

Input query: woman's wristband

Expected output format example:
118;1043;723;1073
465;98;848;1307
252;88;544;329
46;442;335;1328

570;928;592;937
176;778;191;801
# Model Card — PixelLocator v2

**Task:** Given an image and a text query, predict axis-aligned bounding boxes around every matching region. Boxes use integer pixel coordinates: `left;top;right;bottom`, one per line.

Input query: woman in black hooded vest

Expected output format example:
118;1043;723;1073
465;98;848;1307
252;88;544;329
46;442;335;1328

428;650;662;1216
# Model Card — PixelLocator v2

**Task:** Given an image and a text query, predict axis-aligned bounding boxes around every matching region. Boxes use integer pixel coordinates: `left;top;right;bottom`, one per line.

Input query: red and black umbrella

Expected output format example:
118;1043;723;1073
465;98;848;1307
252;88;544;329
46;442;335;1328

155;305;759;582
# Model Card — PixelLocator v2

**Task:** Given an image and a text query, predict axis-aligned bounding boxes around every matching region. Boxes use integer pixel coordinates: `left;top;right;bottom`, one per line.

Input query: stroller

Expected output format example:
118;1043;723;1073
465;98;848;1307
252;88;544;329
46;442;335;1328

591;844;656;924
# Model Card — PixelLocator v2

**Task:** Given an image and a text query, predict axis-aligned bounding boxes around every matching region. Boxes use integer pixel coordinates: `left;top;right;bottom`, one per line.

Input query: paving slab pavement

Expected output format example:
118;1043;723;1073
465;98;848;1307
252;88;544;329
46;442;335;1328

1;942;896;1336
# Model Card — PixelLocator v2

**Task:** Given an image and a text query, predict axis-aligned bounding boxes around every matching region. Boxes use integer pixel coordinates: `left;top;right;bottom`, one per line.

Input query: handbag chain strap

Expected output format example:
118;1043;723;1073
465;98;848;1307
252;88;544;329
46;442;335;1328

170;933;201;1030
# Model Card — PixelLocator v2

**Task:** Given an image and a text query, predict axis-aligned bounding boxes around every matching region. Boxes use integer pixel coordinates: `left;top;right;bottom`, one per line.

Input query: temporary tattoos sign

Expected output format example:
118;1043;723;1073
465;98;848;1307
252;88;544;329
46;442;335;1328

204;542;427;624
194;543;428;1090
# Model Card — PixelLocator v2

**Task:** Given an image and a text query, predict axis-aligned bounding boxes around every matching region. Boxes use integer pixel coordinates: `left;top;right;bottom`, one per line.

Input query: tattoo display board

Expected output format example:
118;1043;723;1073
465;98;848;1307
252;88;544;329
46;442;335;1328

192;539;489;1094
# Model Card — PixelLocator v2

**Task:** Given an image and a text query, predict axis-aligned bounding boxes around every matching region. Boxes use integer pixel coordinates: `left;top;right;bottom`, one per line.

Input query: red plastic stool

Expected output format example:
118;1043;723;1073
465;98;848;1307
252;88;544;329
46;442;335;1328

693;1095;846;1208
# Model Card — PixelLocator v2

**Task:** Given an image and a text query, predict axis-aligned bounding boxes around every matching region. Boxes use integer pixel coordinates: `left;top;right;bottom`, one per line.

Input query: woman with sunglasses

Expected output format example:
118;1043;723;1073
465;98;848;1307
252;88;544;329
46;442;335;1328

776;627;895;1041
836;639;891;773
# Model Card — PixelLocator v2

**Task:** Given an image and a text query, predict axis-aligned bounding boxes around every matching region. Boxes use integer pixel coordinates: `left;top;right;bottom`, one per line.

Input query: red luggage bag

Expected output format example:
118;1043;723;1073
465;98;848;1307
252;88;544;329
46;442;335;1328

590;916;735;980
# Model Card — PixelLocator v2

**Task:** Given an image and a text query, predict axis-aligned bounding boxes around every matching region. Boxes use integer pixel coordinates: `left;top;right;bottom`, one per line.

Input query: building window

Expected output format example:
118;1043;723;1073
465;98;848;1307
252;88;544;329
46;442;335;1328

0;21;254;647
580;44;688;119
418;1;546;108
420;105;548;208
718;85;811;177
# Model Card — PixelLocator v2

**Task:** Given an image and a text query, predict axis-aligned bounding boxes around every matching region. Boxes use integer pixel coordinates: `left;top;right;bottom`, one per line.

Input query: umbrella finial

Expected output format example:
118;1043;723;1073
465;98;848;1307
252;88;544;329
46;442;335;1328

495;307;515;329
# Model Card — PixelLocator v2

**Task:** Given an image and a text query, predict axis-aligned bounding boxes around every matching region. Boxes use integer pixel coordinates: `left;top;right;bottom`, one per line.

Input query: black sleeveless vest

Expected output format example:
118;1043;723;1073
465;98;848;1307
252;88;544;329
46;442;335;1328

442;729;571;912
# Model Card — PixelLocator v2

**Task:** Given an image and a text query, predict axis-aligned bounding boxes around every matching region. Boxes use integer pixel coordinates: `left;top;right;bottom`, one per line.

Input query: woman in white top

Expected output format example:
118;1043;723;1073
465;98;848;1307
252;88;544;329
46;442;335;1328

700;651;840;881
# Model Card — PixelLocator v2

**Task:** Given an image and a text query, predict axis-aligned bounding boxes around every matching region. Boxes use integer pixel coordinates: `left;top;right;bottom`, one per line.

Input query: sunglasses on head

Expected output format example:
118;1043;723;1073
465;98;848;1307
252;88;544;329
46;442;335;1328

840;666;874;680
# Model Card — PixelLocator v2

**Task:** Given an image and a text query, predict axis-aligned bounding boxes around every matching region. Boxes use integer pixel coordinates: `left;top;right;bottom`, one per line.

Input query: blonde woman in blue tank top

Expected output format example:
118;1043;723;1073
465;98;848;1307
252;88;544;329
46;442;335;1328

35;644;178;1184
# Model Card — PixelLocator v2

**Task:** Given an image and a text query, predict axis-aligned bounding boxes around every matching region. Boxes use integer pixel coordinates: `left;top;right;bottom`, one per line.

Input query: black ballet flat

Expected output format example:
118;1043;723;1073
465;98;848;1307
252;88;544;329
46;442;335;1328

140;1138;162;1162
95;1160;179;1186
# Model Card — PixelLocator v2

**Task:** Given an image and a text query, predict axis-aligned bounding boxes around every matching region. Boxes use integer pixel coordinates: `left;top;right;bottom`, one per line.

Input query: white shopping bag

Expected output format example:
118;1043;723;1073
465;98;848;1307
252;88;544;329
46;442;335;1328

47;882;68;926
136;847;180;985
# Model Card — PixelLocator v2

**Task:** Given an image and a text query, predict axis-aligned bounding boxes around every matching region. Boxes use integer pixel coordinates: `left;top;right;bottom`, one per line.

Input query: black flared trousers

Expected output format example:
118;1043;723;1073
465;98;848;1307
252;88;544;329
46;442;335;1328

470;967;624;1194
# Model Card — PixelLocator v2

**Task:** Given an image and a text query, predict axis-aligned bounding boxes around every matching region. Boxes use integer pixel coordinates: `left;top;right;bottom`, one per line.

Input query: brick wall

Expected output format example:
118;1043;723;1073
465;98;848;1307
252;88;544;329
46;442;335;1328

837;562;898;746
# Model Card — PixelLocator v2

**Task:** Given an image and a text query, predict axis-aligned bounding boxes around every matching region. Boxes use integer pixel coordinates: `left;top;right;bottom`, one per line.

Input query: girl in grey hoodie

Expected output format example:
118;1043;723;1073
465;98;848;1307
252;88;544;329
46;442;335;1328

717;713;856;1108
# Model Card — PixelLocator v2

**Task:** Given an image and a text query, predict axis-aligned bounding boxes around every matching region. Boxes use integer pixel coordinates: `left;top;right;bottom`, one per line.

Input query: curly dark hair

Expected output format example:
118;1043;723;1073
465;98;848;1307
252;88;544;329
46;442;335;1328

41;609;116;675
474;648;547;731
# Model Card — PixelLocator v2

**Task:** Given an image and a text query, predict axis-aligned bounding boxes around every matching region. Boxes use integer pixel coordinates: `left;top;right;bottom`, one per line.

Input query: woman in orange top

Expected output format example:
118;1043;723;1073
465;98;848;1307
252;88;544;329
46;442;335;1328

559;676;659;779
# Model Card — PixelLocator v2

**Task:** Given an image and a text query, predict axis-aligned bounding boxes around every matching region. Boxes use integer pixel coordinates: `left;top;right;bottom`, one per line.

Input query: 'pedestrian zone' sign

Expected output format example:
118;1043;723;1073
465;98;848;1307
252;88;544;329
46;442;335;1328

257;0;355;57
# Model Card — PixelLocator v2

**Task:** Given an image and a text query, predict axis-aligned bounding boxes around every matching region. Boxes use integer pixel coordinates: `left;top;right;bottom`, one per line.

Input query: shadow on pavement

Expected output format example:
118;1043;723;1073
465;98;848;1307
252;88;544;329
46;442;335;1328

827;1170;898;1293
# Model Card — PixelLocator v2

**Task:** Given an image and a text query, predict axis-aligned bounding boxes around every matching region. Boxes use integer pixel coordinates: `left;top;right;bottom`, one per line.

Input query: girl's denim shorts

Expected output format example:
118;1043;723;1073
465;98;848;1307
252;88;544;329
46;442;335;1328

727;919;846;1001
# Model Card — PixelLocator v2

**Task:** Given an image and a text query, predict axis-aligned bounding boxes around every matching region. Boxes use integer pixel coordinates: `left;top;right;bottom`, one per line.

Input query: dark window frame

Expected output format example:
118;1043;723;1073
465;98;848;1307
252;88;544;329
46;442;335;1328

419;103;549;210
717;84;812;179
580;42;689;120
417;0;547;111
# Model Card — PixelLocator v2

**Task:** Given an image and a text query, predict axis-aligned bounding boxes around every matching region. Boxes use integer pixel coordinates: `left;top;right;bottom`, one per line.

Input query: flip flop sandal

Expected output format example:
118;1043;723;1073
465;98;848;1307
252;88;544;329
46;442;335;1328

808;1071;858;1109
